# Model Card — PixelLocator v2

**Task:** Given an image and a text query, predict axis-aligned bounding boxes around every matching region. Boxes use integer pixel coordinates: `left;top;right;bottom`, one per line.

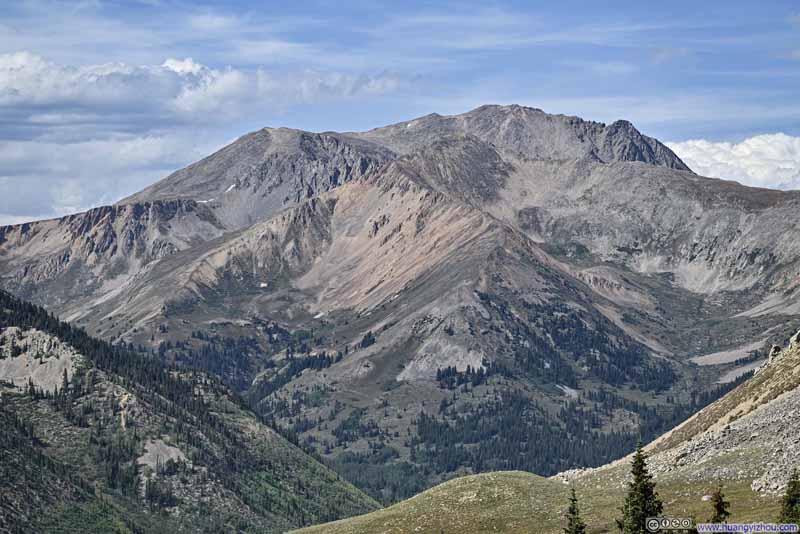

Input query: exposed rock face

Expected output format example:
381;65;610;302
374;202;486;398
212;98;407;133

137;438;189;471
0;292;379;533
0;327;81;393
354;104;690;170
4;105;799;326
2;104;800;493
123;128;394;230
0;200;225;318
378;134;513;206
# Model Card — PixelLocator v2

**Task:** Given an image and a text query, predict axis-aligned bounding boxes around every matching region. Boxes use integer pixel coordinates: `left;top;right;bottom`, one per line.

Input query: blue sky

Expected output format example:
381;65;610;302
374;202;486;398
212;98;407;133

1;0;799;223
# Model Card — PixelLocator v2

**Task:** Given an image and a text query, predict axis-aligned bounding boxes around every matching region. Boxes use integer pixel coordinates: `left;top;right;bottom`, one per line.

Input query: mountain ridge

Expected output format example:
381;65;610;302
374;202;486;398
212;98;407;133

353;105;691;171
2;104;799;505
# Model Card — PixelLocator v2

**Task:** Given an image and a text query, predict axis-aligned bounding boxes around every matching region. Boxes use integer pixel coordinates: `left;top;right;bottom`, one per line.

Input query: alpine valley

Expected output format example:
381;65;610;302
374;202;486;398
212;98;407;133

2;105;800;532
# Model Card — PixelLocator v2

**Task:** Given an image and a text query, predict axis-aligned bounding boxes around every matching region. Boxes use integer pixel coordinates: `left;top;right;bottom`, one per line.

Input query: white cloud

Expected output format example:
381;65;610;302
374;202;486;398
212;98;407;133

0;52;406;132
566;60;638;76
162;57;204;75
0;213;53;226
0;133;221;224
0;51;408;224
229;39;320;64
667;134;800;190
0;52;178;110
651;47;690;64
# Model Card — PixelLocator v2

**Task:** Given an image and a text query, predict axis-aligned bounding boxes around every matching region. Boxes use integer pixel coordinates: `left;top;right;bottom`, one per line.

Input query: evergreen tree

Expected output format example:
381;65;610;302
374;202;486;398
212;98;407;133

616;444;663;534
779;470;800;525
564;487;587;534
61;368;69;395
708;484;730;523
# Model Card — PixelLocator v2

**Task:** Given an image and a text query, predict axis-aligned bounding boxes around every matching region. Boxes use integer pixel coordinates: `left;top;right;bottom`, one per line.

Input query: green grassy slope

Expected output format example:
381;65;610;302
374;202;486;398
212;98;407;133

294;470;782;534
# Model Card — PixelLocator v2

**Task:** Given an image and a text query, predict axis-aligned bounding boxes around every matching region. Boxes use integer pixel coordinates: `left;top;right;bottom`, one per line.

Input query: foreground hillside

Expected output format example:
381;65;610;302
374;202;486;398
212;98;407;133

296;329;800;533
0;290;377;533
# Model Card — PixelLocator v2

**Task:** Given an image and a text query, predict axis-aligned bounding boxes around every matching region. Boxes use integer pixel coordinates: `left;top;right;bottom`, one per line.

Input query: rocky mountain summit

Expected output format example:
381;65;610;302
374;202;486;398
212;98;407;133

2;104;799;503
124;129;394;230
353;105;691;170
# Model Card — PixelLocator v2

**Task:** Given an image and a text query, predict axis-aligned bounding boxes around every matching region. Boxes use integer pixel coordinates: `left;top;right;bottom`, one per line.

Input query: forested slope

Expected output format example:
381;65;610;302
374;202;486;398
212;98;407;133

0;289;378;533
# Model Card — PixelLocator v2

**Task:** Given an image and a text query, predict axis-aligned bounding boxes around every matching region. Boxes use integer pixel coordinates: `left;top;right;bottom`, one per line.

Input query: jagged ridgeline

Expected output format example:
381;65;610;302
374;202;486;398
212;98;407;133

2;105;800;506
0;289;378;533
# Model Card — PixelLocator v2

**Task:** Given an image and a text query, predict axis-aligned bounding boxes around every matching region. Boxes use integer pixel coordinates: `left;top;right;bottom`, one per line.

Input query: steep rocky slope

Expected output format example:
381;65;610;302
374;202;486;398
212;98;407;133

124;128;395;230
640;331;800;491
353;104;690;170
2;104;799;503
46;146;720;497
0;290;377;533
296;329;800;534
0;200;226;321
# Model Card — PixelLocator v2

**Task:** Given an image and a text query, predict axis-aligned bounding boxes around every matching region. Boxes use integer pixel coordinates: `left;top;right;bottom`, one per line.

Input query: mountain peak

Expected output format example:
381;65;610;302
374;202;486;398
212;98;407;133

118;105;689;231
354;104;691;171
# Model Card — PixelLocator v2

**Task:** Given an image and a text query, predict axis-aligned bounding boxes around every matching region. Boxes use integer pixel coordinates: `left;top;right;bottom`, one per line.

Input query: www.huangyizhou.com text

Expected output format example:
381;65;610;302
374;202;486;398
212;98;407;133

696;523;799;533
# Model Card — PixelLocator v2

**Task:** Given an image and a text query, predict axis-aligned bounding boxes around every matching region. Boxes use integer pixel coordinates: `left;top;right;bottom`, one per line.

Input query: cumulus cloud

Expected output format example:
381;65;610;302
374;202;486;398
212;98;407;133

0;52;407;224
667;134;800;190
162;57;205;75
0;52;405;133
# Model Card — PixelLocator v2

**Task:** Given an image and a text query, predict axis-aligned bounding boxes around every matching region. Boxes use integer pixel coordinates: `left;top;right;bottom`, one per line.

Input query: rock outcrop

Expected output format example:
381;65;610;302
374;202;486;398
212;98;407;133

0;327;81;392
123;128;395;230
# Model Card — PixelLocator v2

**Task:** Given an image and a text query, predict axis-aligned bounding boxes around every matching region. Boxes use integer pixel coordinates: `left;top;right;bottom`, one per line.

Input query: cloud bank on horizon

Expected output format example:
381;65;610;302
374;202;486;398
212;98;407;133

0;0;799;224
668;134;800;191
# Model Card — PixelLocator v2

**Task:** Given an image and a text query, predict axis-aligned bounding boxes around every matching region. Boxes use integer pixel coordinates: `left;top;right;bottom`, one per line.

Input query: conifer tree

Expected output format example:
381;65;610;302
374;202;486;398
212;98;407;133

779;470;800;525
708;484;730;523
616;443;663;533
62;368;69;395
565;486;587;534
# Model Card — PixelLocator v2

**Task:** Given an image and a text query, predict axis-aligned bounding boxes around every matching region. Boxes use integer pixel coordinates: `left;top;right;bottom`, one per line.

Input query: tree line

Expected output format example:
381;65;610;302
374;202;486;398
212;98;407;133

564;444;800;533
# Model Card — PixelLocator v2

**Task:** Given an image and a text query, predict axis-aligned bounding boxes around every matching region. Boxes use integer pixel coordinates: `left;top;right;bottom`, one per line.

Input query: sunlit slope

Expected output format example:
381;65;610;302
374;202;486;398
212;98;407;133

296;331;800;534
